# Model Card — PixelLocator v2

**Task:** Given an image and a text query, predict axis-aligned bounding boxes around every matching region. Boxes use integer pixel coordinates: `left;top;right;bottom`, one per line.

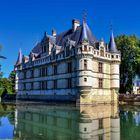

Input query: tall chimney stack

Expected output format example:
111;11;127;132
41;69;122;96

52;29;56;36
72;19;80;32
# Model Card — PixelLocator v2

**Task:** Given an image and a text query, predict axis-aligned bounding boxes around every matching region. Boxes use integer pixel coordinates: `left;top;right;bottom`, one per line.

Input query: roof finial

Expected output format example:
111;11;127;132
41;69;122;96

44;31;47;37
108;22;118;53
110;21;113;33
83;10;87;23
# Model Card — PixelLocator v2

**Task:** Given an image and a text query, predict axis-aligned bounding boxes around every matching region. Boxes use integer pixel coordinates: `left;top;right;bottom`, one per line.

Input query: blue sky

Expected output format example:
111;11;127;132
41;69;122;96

0;0;140;77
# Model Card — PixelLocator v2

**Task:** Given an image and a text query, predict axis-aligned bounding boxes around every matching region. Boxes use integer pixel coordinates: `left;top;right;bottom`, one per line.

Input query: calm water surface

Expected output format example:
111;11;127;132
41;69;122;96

0;103;139;140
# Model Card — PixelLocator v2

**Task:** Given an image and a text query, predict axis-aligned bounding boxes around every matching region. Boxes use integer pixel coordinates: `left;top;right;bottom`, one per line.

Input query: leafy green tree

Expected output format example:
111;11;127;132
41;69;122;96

0;78;12;95
115;35;140;93
0;44;6;60
0;71;16;97
8;71;16;93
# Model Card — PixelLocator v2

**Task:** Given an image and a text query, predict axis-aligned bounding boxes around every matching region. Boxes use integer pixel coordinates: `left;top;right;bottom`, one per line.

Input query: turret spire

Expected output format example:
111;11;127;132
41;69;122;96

81;20;88;41
16;48;22;65
83;10;87;23
108;28;118;53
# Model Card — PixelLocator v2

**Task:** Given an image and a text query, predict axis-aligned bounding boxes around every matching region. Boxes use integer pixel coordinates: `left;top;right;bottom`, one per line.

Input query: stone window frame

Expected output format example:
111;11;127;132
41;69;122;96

54;65;57;75
67;61;72;73
54;80;57;89
98;62;103;73
67;78;72;88
30;69;34;78
84;78;87;82
98;134;103;140
84;59;87;70
100;46;104;57
23;71;26;79
98;78;103;89
84;45;87;51
99;118;103;129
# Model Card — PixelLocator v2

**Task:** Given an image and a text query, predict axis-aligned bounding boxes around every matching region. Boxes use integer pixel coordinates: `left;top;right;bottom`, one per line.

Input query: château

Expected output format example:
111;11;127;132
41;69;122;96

15;19;121;104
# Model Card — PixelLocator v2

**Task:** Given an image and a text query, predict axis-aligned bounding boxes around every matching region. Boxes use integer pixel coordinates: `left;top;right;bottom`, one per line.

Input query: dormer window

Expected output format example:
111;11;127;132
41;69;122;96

53;51;55;59
66;47;69;56
80;47;82;52
100;47;104;57
84;45;87;51
89;47;91;51
44;45;46;52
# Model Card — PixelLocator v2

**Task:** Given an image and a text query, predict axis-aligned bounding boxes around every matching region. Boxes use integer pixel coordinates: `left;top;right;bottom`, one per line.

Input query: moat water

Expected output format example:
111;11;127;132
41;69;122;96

0;103;140;140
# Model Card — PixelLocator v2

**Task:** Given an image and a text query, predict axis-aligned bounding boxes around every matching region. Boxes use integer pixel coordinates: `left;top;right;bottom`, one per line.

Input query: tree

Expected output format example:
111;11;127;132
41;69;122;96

0;44;6;80
8;71;16;93
0;78;12;94
115;35;140;93
0;44;6;61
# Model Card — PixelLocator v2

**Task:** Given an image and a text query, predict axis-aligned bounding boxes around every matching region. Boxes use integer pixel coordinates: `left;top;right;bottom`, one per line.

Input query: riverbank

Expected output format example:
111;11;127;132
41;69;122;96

119;94;140;105
2;94;140;106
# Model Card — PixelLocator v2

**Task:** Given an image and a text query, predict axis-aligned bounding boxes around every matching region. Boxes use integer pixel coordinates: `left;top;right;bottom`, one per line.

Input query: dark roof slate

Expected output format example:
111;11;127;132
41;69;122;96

31;21;97;54
32;42;42;54
108;32;118;53
56;21;97;46
15;49;22;65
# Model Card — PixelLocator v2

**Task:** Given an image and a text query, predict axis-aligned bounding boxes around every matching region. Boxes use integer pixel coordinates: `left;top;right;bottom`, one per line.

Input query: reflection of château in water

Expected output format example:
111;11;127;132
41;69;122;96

15;18;121;104
14;104;120;140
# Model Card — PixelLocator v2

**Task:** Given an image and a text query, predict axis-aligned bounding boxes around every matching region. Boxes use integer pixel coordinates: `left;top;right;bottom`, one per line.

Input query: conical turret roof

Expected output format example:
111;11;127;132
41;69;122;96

15;49;22;65
108;31;118;53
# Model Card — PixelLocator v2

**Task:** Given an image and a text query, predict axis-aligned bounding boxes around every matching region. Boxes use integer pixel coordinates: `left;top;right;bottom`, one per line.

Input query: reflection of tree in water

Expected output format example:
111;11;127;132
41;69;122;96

0;104;15;125
0;118;1;126
120;110;140;140
8;112;15;125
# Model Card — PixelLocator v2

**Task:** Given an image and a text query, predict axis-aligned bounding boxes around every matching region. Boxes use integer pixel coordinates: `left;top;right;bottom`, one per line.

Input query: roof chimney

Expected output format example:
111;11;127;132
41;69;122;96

52;29;56;36
72;19;80;32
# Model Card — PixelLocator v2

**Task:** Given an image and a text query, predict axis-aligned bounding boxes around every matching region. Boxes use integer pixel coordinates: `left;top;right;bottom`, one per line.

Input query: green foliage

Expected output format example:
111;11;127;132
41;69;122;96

0;71;16;97
8;71;16;93
115;35;140;93
0;78;13;94
0;45;10;97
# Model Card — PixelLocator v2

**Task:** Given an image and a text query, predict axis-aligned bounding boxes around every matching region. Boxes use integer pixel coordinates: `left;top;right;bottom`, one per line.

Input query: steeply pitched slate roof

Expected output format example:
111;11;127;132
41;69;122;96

23;55;29;62
31;21;97;54
15;49;22;65
32;42;42;54
56;21;97;46
108;32;118;53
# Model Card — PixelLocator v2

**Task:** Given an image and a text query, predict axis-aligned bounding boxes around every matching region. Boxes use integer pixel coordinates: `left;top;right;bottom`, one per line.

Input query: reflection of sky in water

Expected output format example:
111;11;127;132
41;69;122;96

124;112;128;121
135;112;140;127
1;104;140;140
123;111;140;127
0;117;14;139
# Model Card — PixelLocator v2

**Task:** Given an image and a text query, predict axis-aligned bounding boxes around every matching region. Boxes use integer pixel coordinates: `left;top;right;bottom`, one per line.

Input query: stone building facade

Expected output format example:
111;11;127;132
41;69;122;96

15;19;121;104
